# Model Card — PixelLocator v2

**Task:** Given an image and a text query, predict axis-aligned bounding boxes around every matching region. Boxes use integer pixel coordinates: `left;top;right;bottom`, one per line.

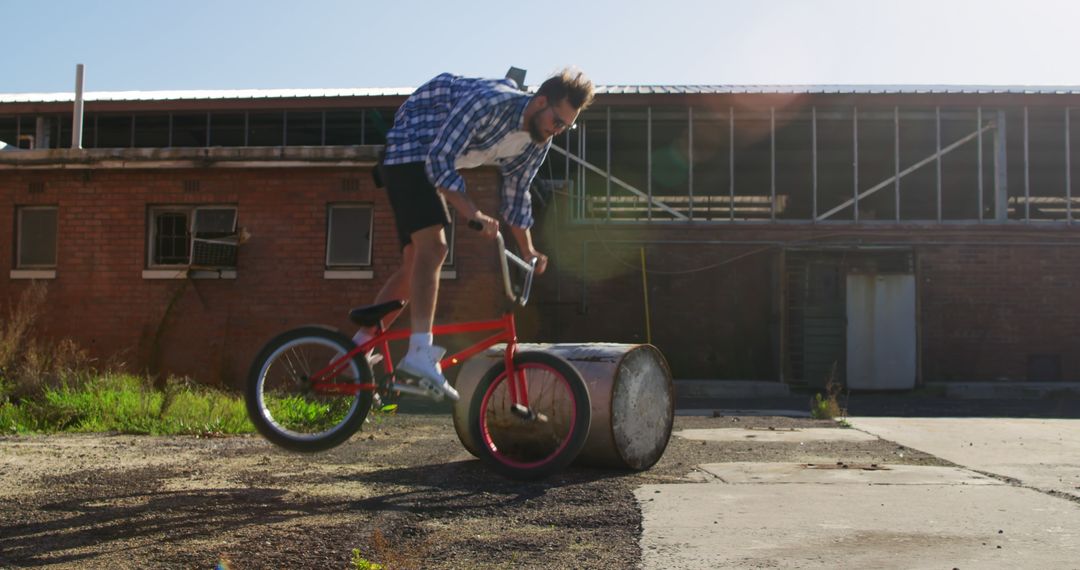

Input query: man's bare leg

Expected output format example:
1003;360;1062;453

370;244;415;330
406;225;449;335
396;224;457;400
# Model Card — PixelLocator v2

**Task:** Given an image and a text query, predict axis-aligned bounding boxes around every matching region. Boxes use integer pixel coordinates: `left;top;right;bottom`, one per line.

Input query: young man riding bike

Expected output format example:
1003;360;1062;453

357;68;595;402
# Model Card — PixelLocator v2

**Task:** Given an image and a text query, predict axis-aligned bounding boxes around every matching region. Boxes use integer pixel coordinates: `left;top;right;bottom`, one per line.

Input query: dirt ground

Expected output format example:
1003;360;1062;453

0;413;947;569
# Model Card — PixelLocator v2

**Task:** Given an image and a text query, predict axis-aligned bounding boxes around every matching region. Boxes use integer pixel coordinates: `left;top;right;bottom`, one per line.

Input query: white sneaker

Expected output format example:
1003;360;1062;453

398;345;459;402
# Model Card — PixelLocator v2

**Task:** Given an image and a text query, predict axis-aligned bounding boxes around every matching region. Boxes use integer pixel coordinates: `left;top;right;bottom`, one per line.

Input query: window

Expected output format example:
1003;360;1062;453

147;205;238;271
248;112;284;146
286;112;323;146
15;206;58;269
95;115;133;148
325;111;364;145
171;113;208;147
210;113;245;146
326;204;373;268
133;114;170;148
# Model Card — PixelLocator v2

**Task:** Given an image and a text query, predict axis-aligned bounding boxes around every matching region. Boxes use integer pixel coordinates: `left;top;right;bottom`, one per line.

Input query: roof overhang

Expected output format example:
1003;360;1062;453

0;145;382;170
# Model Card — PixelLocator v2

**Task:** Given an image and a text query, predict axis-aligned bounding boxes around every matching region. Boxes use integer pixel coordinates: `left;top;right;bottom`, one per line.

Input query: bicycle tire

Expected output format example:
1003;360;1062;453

467;351;591;480
245;326;374;452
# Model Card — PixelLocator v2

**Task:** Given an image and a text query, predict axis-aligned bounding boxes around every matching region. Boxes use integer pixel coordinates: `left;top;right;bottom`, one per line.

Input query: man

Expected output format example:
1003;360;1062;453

358;68;594;402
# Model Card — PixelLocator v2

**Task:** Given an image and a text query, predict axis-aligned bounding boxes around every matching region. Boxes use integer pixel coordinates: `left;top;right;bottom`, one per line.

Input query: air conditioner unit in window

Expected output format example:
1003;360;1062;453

191;235;239;267
190;207;239;268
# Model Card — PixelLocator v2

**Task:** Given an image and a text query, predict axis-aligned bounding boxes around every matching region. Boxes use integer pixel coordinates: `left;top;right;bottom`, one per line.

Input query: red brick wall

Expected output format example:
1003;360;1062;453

529;213;1080;382
4;169;1080;386
918;244;1080;381
0;167;509;388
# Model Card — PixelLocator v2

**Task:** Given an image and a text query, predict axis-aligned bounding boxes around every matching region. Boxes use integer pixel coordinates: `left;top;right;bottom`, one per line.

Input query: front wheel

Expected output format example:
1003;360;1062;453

468;351;591;480
245;326;373;452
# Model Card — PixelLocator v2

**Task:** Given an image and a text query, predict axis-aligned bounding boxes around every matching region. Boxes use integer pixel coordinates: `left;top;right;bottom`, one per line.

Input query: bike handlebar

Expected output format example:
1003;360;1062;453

467;219;537;306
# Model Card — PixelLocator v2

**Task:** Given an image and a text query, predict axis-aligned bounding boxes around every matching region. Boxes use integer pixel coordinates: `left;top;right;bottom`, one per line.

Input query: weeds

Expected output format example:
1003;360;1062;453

0;282;96;401
1;373;251;435
0;282;254;435
350;529;427;570
350;549;384;570
810;362;847;420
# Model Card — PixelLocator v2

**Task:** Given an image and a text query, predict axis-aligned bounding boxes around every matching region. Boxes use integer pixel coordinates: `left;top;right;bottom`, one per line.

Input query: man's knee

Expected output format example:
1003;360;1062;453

416;242;448;265
410;230;448;266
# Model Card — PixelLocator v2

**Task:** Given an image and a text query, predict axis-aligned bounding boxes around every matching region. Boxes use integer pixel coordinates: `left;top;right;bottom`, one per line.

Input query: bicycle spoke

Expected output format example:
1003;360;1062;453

248;329;371;448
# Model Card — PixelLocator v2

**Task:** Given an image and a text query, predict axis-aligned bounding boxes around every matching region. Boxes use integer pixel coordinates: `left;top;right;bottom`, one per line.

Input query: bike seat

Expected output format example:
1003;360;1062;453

348;299;407;327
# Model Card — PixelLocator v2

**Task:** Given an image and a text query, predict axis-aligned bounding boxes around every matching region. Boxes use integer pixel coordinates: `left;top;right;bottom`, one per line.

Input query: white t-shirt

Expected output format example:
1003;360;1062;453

455;130;532;170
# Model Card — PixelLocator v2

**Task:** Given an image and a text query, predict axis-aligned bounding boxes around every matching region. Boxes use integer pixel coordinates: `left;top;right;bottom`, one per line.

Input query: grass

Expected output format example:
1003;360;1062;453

810;362;847;421
350;529;428;570
0;281;255;436
0;374;253;436
0;281;328;436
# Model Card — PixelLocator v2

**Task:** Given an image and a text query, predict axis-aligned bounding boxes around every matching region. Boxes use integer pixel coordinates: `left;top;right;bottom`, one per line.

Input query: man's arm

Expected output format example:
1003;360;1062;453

424;90;485;195
440;188;500;239
494;144;550;275
508;225;548;275
440;188;546;275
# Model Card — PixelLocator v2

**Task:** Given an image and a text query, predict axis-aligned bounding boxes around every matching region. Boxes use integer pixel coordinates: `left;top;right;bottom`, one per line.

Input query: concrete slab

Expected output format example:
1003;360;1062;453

675;380;791;398
848;417;1080;500
638;475;1080;569
675;408;812;418
697;462;1002;485
675;427;878;443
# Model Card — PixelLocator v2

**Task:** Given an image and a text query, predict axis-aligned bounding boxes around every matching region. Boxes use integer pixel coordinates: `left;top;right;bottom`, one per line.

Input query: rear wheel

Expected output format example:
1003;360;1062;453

245;326;373;452
468;351;591;480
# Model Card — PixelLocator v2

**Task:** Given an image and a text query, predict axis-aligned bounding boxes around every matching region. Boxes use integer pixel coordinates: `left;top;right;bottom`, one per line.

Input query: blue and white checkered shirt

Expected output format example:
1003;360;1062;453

383;73;550;228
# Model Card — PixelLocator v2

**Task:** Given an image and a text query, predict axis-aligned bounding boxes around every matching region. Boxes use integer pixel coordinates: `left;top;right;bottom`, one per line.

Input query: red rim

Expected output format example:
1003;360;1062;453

478;362;578;470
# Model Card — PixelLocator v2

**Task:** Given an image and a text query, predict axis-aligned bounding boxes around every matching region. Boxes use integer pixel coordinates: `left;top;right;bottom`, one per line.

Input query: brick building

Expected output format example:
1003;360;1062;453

2;84;1079;392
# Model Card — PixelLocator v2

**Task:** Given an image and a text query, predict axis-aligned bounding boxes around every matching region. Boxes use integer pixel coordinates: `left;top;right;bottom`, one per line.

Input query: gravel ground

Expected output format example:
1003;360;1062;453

0;413;947;569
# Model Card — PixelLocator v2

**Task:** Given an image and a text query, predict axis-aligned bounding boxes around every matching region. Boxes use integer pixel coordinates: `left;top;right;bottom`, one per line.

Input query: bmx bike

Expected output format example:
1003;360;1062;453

245;225;592;480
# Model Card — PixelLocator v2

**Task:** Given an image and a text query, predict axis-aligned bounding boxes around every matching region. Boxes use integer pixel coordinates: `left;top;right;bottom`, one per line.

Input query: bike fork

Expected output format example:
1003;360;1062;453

505;345;547;422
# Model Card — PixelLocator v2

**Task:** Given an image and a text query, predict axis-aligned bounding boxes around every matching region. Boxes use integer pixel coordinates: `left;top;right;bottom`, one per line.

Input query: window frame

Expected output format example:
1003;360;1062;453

325;203;375;269
146;204;239;270
14;205;59;269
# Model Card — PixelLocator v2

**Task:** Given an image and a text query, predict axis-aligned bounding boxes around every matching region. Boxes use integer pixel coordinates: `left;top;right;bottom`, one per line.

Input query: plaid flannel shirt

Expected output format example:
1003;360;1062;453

383;73;550;228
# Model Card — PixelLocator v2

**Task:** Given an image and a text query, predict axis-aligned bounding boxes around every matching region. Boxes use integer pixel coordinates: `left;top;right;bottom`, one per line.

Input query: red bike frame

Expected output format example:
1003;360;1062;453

309;311;526;406
309;230;536;407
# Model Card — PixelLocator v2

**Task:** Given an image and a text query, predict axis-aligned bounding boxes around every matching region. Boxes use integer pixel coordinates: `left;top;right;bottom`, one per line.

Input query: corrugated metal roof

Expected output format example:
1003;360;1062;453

0;87;416;104
594;84;1080;95
4;84;1080;104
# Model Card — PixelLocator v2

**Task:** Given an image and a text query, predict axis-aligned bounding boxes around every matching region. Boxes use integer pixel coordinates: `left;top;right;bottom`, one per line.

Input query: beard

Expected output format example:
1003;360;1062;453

528;113;548;143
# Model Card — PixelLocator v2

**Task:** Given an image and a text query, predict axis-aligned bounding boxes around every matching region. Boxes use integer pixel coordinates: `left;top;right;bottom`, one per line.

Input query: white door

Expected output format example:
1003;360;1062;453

846;274;916;390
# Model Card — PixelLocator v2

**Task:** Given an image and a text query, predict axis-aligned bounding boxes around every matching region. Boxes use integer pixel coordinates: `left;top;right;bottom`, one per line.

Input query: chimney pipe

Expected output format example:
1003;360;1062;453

72;64;85;149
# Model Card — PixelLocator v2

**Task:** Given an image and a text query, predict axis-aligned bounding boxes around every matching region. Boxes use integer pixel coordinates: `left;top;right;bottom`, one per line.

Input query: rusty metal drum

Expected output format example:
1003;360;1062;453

452;343;674;470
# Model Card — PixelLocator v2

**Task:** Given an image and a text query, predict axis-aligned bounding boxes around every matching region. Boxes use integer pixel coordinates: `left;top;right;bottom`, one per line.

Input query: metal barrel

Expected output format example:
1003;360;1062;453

452;343;675;470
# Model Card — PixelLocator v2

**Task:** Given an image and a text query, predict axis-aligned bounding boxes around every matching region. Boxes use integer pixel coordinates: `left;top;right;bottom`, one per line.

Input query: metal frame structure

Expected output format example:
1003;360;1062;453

555;105;1080;226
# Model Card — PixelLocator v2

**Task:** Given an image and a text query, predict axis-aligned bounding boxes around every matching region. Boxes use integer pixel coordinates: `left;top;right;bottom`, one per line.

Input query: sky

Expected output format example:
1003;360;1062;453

4;0;1080;93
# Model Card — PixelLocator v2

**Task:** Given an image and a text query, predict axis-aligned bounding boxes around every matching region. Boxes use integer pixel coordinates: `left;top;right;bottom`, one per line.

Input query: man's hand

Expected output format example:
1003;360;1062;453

527;250;548;275
472;211;500;239
508;225;548;275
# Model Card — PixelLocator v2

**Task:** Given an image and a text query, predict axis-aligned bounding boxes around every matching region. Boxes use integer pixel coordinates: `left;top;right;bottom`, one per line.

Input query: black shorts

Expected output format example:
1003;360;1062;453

383;161;452;247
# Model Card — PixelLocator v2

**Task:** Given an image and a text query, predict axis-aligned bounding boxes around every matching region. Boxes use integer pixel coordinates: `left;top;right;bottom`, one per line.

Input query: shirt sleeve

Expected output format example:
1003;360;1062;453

424;89;487;193
498;142;550;228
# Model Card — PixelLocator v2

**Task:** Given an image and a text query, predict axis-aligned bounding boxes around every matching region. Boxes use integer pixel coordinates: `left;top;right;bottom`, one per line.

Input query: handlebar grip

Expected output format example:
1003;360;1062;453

467;219;484;231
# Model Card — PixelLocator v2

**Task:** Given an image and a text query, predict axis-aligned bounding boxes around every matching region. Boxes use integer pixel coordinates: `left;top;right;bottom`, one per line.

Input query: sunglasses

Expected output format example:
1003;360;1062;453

547;104;576;133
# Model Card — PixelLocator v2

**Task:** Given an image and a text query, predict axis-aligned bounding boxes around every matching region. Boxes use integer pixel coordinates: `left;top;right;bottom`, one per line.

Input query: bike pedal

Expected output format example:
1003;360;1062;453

389;382;432;398
417;378;446;402
510;404;547;422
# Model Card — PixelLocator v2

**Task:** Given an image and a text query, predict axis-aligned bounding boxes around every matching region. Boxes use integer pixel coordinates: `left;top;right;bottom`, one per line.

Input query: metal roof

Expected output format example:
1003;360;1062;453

4;84;1080;104
595;85;1080;95
0;87;415;104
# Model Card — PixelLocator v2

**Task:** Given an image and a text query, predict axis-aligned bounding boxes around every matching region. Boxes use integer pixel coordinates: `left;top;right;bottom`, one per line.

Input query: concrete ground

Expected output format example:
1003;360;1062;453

848;418;1080;501
638;417;1080;569
673;380;1080;419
